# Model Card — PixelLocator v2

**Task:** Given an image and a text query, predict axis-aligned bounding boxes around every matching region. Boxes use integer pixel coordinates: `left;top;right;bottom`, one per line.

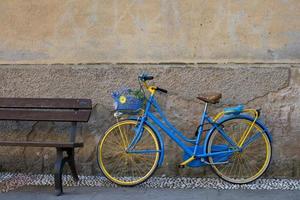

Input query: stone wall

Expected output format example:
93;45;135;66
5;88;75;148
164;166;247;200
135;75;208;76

0;64;299;178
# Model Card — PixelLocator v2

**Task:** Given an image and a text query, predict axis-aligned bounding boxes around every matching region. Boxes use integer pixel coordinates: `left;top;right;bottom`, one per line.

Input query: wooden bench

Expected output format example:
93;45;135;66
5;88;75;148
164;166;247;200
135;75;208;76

0;98;92;195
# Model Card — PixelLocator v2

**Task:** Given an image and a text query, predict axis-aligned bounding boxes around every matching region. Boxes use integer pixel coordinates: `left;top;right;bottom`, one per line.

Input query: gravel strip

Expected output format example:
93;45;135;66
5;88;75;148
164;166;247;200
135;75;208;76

0;172;299;193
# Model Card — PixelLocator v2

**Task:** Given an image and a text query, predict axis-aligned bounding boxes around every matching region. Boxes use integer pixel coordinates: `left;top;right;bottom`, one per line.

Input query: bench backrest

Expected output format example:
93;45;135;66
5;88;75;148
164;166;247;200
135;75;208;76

0;98;92;122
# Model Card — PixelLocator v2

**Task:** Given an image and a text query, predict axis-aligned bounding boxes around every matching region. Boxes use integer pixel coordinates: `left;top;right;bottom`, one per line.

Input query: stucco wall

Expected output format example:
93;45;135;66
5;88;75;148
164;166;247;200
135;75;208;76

0;0;300;64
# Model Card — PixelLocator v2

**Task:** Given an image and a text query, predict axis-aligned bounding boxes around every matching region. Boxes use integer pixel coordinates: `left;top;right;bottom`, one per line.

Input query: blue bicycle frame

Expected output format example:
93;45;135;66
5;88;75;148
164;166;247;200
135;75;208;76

127;93;241;166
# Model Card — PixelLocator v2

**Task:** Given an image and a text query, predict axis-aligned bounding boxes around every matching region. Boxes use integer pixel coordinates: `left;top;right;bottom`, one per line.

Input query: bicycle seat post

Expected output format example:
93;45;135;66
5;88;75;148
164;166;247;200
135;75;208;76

198;102;208;134
203;102;208;114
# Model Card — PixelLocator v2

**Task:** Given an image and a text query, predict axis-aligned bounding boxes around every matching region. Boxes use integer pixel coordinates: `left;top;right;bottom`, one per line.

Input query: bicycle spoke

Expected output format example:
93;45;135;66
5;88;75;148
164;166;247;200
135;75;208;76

98;120;159;185
208;118;271;183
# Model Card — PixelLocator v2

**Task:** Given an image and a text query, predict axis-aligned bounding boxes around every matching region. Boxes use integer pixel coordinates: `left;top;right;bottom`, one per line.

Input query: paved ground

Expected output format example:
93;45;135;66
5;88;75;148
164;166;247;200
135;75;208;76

0;186;299;200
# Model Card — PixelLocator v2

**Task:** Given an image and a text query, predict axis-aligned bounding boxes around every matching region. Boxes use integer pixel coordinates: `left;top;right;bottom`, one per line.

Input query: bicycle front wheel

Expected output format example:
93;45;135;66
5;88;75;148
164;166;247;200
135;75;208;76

97;120;160;186
207;117;272;184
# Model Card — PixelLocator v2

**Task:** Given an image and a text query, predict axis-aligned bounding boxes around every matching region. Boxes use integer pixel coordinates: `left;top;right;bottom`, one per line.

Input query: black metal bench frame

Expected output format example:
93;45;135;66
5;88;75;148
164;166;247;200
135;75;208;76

0;98;92;195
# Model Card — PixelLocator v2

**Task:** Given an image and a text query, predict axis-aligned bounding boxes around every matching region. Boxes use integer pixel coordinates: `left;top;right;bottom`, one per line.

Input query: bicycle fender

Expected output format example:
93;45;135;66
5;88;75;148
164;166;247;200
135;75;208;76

203;114;272;152
128;116;165;166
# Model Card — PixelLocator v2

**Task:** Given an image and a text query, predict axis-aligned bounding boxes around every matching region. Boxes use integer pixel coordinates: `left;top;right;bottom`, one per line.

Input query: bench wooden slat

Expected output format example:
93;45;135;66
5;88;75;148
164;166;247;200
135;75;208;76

0;110;91;122
0;141;83;148
0;97;91;195
0;98;92;109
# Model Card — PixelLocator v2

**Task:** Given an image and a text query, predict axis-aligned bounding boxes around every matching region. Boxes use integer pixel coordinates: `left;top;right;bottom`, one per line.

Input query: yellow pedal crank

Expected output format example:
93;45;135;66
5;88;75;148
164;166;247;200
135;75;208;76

178;156;195;168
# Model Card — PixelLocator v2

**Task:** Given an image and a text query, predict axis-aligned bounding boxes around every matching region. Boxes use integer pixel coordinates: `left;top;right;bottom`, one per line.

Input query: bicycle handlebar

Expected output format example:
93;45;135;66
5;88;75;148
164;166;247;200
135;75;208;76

138;74;153;81
156;87;168;94
139;73;168;94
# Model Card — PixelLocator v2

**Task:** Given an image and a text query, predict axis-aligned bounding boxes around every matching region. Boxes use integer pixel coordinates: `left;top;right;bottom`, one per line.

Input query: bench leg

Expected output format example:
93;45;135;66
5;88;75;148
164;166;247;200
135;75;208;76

54;148;67;196
66;149;79;182
54;148;80;196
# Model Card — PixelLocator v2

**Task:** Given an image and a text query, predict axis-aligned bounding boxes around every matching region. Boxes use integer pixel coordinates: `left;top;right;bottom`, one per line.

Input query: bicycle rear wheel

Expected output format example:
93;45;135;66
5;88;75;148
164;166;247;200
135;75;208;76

207;117;271;184
97;120;160;186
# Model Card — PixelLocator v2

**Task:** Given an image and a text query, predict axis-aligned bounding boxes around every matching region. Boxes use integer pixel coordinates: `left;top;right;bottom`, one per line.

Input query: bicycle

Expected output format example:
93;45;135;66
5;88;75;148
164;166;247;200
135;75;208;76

97;74;272;186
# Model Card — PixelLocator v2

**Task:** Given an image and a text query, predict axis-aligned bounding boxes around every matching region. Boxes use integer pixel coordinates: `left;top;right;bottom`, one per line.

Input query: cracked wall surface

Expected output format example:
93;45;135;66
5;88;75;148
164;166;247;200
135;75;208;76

0;0;300;64
0;64;299;178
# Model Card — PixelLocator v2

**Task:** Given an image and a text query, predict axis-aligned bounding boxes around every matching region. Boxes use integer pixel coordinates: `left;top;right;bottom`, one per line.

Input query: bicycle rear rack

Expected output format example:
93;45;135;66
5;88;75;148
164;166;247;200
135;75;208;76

213;107;260;148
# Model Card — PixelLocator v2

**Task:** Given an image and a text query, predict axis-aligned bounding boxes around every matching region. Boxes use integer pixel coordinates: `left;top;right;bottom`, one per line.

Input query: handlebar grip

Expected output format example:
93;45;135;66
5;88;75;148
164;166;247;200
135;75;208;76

144;76;153;81
156;87;168;94
139;74;154;81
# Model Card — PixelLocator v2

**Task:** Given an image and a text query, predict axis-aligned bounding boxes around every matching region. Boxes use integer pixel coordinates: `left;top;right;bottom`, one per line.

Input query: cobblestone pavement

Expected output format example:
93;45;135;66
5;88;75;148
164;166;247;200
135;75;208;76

1;173;299;193
0;186;300;200
0;172;299;200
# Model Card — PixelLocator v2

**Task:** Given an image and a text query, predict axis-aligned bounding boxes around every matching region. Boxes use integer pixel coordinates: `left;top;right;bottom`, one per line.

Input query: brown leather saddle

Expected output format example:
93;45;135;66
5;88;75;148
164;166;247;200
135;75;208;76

196;92;222;104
